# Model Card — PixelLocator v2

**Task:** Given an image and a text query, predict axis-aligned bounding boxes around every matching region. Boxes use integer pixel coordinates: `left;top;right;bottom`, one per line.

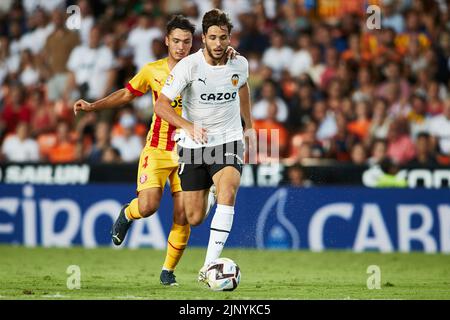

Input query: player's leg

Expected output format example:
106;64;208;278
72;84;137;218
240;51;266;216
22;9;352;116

183;189;211;225
204;166;241;265
178;152;214;225
160;169;190;286
111;187;163;245
198;141;243;282
198;167;241;282
111;146;167;245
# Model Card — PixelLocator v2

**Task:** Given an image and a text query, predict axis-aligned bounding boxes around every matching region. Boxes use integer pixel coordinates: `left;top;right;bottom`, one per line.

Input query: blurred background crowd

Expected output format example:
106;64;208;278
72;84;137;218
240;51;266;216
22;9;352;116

0;0;449;175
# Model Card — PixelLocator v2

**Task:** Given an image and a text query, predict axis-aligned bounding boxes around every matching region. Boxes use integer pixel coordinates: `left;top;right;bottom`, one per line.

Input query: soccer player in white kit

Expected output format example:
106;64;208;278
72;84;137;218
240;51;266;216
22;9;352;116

154;8;255;282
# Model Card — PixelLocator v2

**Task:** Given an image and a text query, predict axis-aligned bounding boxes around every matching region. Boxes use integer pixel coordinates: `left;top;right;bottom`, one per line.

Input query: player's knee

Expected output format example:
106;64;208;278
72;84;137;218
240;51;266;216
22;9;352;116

186;208;203;226
186;212;204;226
173;209;188;225
138;201;159;218
218;187;237;204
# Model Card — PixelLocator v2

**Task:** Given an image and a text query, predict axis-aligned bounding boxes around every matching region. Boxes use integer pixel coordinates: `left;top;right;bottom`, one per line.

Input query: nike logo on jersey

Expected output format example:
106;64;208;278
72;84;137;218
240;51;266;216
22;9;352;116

198;77;207;85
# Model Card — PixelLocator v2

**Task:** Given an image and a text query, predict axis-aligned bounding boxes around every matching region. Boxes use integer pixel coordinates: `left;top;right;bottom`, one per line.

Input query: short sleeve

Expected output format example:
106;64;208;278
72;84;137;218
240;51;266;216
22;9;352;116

242;57;249;80
160;58;191;101
126;65;151;96
237;56;249;87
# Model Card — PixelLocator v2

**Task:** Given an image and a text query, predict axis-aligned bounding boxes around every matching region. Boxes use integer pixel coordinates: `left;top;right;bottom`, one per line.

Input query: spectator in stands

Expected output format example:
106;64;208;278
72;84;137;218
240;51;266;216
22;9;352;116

376;61;411;110
407;93;431;140
0;85;32;134
320;47;339;89
23;0;65;15
306;44;326;87
252;79;288;123
349;142;368;166
6;21;23;76
111;112;143;163
77;0;95;46
87;121;112;163
384;81;411;118
347;100;372;141
237;12;270;56
403;38;428;78
368;139;388;167
278;2;310;43
46;121;79;163
285;164;312;188
290;33;313;78
381;0;405;33
0;36;11;85
311;99;337;143
429;98;450;157
395;9;431;56
101;146;122;164
284;141;314;166
1;122;39;162
408;132;438;167
285;121;324;165
19;8;54;55
369;98;392;142
66;25;117;105
328;111;353;162
352;67;375;103
261;29;294;80
286;76;315;131
326;78;344;112
42;9;80;102
386;118;416;165
426;80;444;116
253;101;289;160
341;33;371;66
221;0;253;33
127;14;163;71
18;49;40;88
29;89;57;136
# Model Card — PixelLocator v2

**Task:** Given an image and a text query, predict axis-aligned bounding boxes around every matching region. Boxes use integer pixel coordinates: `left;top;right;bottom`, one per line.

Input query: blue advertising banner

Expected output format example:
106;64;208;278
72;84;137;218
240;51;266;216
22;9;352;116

0;184;449;253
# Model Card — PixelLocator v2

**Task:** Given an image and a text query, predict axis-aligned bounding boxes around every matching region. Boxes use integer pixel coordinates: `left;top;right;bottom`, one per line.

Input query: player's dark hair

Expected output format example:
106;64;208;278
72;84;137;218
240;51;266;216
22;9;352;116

166;15;195;35
202;9;233;35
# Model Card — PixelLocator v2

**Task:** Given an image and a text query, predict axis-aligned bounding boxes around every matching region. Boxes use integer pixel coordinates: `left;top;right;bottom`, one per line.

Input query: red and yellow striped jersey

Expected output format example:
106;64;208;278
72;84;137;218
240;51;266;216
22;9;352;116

126;57;182;151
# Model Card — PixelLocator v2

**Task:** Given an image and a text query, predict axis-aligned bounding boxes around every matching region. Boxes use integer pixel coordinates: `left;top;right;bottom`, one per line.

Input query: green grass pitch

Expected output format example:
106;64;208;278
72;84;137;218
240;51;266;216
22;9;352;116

0;245;449;300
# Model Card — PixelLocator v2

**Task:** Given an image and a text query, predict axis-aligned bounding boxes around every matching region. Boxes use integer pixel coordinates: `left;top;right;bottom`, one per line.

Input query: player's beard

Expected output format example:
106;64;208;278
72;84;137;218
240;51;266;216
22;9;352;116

205;43;226;63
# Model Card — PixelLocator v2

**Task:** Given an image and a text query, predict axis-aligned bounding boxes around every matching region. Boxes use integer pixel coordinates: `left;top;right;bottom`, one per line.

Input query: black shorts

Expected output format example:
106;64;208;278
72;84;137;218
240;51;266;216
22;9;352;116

177;140;244;191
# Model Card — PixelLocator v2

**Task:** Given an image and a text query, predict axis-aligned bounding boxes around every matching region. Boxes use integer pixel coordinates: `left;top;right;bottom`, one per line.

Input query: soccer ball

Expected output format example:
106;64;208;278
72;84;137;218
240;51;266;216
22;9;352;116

205;257;241;291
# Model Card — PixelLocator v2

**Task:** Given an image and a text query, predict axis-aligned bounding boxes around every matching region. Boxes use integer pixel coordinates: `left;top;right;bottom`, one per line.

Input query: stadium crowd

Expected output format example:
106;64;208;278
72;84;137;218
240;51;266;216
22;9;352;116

0;0;449;174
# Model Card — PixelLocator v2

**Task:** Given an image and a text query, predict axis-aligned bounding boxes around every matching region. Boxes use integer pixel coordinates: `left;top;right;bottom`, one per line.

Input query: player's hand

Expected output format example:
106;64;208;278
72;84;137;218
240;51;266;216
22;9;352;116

185;122;208;144
73;99;93;115
226;46;240;60
244;127;257;164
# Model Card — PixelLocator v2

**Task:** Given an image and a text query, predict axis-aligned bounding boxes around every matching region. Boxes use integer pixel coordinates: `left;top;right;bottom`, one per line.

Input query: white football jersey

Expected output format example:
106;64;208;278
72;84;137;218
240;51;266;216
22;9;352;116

161;49;249;148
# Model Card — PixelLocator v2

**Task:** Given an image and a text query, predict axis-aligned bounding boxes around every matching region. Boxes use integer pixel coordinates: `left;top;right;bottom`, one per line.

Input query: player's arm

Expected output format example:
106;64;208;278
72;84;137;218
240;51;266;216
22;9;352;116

73;88;136;115
154;94;207;144
73;64;152;115
239;82;257;162
239;82;253;131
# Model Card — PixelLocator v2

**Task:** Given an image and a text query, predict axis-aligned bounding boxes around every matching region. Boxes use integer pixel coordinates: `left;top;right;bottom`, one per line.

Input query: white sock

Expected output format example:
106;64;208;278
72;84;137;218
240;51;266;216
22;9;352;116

204;204;234;266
